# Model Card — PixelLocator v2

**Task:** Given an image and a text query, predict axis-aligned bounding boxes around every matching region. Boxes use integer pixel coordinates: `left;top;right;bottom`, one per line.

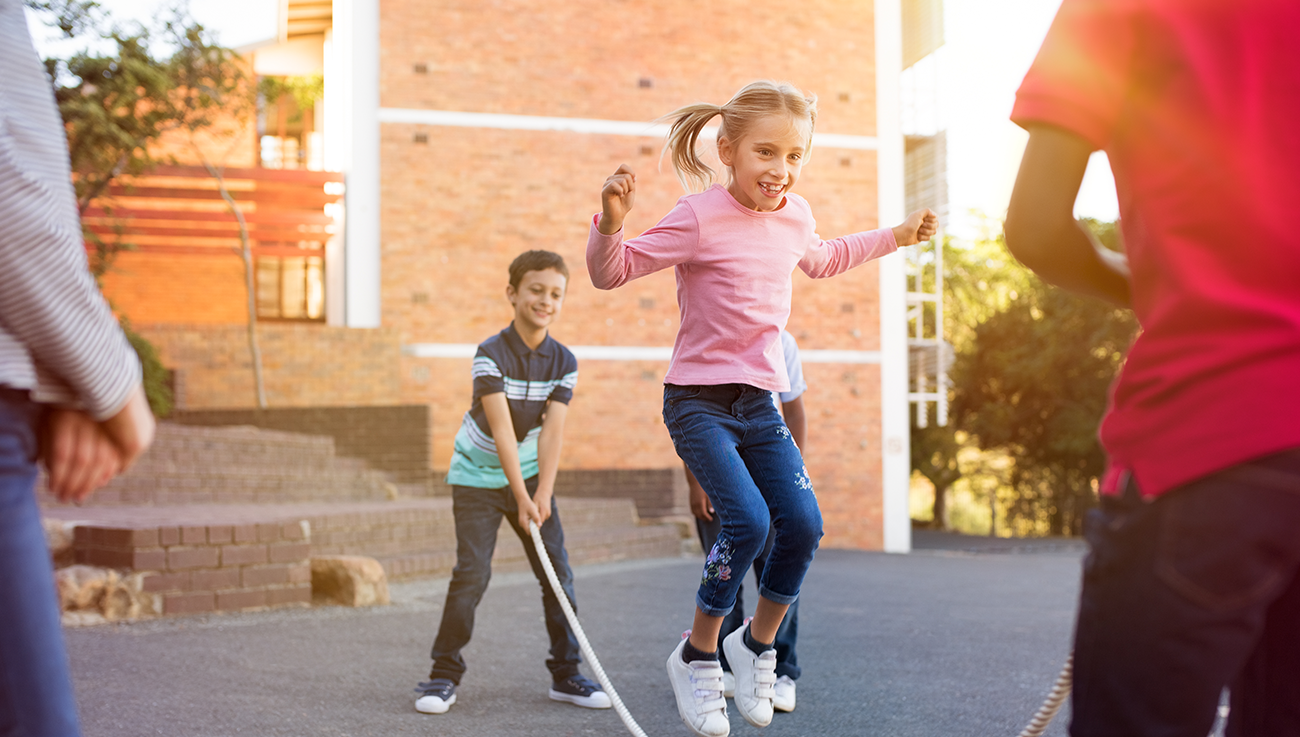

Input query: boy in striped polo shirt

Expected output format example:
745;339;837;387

414;250;610;714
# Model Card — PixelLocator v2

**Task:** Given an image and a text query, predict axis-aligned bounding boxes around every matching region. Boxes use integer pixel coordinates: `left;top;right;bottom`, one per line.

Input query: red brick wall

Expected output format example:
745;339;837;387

75;520;312;616
103;253;250;326
382;0;886;548
140;324;402;409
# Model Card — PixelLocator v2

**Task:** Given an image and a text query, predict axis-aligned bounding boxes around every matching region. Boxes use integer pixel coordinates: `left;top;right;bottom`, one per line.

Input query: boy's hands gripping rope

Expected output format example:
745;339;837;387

892;208;939;247
599;164;637;235
517;489;553;531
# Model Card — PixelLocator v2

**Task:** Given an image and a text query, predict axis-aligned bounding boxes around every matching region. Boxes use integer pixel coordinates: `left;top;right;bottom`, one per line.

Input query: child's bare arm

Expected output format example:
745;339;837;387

534;401;569;526
891;208;939;248
481;392;541;528
1005;124;1131;307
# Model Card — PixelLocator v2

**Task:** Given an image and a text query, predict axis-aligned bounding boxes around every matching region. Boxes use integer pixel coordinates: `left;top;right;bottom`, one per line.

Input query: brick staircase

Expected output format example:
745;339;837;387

40;423;683;618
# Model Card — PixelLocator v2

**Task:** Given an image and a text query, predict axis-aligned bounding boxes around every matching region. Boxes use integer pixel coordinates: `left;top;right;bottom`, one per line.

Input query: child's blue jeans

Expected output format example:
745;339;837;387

0;388;83;737
429;476;582;684
663;383;822;618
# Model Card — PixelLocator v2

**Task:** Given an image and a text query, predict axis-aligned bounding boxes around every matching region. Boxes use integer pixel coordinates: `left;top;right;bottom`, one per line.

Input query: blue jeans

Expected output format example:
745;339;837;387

1071;448;1300;737
663;383;822;618
0;388;82;737
429;477;582;684
695;515;801;679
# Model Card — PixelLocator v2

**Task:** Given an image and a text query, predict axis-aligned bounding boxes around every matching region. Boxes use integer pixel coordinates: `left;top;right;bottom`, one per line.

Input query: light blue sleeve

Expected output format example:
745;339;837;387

776;330;807;405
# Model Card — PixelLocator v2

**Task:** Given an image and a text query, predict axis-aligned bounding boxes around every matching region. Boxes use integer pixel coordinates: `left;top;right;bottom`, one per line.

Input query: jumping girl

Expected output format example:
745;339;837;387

587;80;936;737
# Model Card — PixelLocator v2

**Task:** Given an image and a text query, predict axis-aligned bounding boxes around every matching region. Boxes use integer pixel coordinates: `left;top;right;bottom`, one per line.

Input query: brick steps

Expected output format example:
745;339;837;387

40;423;390;506
42;497;683;615
40;423;686;619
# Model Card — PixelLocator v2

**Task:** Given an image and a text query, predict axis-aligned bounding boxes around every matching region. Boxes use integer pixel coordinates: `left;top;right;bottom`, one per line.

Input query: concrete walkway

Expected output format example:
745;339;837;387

66;533;1086;737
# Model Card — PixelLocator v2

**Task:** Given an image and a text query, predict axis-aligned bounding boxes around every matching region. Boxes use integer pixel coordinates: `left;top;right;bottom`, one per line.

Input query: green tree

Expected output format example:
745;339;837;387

956;221;1136;535
911;232;1030;528
32;0;251;277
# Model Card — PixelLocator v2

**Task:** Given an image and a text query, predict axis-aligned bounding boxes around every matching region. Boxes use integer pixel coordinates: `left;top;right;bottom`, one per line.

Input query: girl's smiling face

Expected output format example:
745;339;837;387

718;113;811;212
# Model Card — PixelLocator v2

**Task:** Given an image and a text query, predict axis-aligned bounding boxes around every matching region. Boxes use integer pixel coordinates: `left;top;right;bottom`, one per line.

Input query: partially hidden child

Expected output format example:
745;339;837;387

587;80;937;737
413;250;612;715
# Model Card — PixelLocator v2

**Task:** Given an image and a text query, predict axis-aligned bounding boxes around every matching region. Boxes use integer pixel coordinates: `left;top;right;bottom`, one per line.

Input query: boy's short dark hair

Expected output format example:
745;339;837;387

509;250;569;290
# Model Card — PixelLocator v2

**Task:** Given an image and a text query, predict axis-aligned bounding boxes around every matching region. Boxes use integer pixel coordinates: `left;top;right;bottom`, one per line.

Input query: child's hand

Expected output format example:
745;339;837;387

892;208;939;247
599;164;637;235
43;408;123;504
518;496;544;530
687;474;714;522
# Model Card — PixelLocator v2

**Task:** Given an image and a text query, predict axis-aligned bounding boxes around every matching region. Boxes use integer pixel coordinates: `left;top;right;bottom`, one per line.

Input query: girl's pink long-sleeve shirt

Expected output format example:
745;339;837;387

587;184;897;393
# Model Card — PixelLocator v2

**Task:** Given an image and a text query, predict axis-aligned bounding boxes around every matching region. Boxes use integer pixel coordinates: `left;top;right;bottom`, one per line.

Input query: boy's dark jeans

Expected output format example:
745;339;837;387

1071;447;1300;737
429;476;581;684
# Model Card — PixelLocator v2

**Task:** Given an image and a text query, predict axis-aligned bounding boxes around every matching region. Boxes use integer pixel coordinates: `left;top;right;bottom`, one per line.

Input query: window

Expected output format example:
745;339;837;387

256;256;325;320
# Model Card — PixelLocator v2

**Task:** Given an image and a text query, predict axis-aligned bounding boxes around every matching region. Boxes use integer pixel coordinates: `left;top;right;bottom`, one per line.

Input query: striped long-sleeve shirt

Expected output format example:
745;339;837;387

0;0;140;419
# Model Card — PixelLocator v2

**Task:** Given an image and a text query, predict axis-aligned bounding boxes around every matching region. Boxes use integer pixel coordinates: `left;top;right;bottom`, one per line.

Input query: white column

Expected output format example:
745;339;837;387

332;0;382;328
876;0;911;553
321;29;345;327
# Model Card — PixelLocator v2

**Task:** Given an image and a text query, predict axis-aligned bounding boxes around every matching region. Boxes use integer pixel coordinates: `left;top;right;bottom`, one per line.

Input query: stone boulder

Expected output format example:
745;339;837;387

311;555;390;607
55;565;160;625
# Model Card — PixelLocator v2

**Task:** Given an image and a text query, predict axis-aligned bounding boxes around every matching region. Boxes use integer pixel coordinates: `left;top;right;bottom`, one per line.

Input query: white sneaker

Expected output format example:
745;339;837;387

413;679;456;714
722;671;736;698
773;675;796;713
721;623;776;727
666;636;730;737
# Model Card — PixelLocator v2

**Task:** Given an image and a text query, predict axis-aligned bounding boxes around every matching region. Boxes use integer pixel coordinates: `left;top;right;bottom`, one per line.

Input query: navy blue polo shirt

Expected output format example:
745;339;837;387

446;324;578;488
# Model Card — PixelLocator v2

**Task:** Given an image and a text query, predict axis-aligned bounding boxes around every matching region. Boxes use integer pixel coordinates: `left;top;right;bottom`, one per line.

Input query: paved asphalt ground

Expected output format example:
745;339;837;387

65;532;1089;737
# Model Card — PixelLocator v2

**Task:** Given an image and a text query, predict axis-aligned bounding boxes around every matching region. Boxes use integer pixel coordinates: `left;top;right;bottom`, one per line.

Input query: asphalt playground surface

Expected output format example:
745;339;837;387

65;531;1089;737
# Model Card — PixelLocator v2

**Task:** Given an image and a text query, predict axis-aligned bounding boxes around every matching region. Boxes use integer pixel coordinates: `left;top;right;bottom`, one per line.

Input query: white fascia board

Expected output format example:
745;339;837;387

377;108;878;151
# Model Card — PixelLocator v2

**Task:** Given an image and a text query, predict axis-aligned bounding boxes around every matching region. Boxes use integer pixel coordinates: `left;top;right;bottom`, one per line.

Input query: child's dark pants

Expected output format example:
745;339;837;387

1071;447;1300;737
429;476;581;684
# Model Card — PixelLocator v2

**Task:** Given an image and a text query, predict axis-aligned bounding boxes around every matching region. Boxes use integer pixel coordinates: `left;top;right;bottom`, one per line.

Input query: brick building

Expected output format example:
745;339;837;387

102;0;929;551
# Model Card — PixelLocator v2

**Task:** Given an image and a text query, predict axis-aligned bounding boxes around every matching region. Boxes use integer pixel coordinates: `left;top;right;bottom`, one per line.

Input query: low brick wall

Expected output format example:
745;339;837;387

171;405;431;485
556;467;690;521
429;467;690;520
74;521;312;616
137;323;403;411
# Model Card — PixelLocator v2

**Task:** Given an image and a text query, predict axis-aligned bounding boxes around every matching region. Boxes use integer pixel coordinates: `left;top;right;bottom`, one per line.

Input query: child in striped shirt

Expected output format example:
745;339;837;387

413;250;610;714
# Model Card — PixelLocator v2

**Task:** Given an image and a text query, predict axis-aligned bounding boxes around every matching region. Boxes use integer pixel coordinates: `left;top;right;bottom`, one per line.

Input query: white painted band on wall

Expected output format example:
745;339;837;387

403;344;882;364
378;108;879;151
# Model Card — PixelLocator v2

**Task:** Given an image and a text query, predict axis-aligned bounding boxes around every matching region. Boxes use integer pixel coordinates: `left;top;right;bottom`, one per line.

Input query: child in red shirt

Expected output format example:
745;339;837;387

1005;1;1300;734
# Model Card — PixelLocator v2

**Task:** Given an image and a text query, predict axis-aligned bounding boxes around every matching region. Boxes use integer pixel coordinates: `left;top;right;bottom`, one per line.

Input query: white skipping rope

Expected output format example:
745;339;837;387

530;520;1073;737
528;520;650;737
1018;653;1074;737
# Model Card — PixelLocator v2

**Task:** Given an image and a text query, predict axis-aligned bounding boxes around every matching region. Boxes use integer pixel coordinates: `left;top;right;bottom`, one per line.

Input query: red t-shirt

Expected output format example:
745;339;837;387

1012;0;1300;497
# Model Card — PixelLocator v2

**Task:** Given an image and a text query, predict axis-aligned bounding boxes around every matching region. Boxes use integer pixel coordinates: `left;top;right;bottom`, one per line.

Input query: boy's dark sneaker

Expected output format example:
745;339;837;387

548;674;612;709
414;679;456;714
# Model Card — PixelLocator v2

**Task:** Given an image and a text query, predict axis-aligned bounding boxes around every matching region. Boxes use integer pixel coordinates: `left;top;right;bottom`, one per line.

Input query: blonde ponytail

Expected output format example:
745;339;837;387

661;103;725;193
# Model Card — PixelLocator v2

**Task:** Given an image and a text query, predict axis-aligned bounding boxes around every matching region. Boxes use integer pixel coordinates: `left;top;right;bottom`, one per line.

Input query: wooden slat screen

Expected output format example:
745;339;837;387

83;164;344;259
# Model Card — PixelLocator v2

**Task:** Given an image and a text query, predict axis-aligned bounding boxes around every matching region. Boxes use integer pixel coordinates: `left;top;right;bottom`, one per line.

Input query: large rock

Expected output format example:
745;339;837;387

311;555;390;607
55;565;160;625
